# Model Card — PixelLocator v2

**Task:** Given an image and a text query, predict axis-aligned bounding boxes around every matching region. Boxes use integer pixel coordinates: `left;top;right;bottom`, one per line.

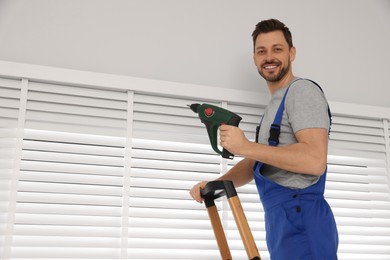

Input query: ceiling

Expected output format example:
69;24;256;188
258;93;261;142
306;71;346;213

0;0;389;108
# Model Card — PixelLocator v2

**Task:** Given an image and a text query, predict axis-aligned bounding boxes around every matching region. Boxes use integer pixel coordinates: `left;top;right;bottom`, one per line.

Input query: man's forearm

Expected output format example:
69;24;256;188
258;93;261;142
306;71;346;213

216;158;255;187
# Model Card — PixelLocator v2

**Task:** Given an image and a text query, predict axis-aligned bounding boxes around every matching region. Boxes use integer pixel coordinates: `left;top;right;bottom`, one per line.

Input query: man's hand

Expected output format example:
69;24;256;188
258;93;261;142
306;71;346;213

219;125;250;156
189;181;208;203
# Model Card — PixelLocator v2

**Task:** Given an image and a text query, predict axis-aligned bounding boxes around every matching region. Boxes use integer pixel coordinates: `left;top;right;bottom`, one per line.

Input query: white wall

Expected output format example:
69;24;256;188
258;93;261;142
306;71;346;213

0;0;389;107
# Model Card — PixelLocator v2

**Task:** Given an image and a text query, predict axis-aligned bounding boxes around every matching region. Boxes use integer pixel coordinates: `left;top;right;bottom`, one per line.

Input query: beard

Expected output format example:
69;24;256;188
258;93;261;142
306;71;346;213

258;59;291;82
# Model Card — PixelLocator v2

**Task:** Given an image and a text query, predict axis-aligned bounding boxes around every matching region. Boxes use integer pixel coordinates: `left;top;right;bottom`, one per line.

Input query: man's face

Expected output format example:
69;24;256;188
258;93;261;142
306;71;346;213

253;31;295;82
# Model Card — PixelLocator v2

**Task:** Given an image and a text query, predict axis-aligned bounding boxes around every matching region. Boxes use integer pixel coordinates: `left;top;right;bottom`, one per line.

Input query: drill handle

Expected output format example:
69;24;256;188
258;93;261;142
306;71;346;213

222;149;234;159
221;115;242;159
205;122;224;157
206;124;237;159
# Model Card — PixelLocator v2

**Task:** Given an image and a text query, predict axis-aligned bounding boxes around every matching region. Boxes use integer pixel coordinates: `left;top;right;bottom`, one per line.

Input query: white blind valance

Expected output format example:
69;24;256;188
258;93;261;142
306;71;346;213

0;70;389;259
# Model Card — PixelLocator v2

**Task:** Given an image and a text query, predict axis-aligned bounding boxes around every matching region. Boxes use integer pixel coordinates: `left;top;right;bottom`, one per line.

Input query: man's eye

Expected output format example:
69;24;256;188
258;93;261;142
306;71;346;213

275;48;283;52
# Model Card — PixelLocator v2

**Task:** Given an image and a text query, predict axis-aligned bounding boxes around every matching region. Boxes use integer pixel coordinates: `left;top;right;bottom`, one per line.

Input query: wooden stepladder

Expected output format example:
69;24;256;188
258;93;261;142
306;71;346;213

201;180;261;260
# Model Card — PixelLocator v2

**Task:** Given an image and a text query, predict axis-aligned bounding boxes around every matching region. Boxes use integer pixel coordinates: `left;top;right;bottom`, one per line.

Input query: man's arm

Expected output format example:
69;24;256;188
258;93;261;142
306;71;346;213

190;119;328;203
220;125;328;176
216;157;255;186
189;157;254;203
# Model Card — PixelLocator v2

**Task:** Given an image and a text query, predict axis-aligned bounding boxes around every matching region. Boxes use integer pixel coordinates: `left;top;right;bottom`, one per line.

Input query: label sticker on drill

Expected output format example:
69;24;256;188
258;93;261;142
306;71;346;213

204;107;214;117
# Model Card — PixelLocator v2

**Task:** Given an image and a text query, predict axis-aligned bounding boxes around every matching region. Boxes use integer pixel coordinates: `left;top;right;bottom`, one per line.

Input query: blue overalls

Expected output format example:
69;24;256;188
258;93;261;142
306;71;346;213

253;82;339;260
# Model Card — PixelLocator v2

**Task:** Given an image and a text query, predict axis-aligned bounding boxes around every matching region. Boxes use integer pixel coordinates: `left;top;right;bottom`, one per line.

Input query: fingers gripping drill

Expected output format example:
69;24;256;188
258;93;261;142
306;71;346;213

189;103;242;159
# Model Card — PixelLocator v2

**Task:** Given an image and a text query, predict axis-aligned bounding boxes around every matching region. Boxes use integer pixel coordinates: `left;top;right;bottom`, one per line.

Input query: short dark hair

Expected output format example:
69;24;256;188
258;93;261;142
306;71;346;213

252;19;293;50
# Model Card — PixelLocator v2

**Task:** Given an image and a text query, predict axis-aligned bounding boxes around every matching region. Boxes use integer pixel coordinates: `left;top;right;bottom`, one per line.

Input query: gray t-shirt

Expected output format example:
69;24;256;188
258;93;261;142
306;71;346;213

258;78;330;189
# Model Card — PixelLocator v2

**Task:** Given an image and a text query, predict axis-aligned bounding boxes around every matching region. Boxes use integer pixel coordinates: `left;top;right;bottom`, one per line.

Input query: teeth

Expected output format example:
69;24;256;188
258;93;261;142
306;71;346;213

264;65;277;69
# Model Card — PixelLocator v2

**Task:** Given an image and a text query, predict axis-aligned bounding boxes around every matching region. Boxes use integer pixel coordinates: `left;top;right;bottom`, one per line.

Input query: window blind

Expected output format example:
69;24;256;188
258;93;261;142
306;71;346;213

7;81;129;259
129;93;221;259
326;115;390;260
0;78;22;258
0;70;389;260
129;96;266;259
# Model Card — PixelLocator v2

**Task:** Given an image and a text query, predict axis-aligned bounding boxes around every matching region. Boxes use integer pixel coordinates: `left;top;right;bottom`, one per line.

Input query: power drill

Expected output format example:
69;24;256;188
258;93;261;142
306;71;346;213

189;103;242;159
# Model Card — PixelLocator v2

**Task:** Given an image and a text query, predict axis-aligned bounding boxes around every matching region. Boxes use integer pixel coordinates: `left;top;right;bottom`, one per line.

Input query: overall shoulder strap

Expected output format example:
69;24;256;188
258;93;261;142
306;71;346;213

268;86;290;146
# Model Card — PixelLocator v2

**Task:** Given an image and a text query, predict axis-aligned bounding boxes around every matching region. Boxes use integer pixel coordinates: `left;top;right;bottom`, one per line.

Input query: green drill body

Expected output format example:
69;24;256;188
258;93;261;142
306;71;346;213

189;103;242;159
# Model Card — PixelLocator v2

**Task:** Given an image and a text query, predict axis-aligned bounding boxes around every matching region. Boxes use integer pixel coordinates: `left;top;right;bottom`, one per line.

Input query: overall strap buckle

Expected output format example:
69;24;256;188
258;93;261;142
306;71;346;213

268;124;280;146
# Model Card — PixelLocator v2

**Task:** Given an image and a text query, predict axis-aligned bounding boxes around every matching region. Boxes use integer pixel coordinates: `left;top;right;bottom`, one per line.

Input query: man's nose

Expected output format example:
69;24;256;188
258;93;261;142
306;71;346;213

265;55;275;63
264;52;275;62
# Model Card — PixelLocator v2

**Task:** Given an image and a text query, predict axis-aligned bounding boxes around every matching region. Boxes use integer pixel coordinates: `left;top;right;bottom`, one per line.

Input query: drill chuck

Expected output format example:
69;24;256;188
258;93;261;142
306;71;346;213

189;103;200;113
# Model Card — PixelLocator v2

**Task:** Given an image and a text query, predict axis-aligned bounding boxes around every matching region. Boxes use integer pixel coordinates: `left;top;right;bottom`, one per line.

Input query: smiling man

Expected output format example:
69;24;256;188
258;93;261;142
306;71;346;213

190;19;338;259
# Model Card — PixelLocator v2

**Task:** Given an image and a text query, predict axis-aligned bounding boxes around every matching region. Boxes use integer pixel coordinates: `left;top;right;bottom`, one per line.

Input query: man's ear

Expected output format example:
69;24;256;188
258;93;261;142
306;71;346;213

290;46;296;62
